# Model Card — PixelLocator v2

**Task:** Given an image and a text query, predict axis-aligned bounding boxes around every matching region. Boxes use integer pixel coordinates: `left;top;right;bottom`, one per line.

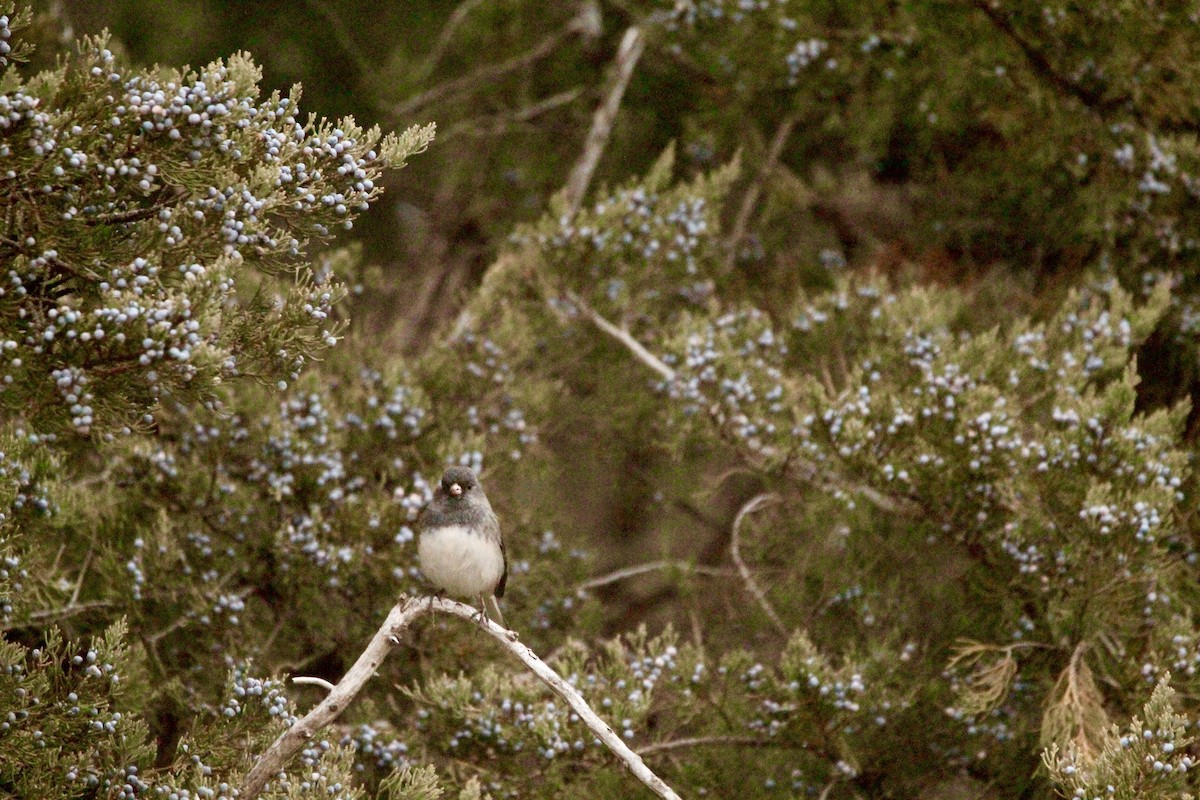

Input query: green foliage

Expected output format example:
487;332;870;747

1044;674;1196;800
519;144;738;323
7;2;1200;800
669;0;1200;282
0;20;432;437
0;620;153;798
457;146;1200;795
377;765;481;800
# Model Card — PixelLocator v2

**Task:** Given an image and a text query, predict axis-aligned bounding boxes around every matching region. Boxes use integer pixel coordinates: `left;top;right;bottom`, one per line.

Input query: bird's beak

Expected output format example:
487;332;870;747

449;483;463;497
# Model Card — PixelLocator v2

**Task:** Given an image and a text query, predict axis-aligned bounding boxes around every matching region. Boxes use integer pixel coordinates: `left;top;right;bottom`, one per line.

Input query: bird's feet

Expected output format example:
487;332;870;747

426;590;443;612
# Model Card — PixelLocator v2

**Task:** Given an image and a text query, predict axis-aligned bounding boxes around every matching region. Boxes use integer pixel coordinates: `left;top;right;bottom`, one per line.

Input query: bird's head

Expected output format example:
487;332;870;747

439;466;479;500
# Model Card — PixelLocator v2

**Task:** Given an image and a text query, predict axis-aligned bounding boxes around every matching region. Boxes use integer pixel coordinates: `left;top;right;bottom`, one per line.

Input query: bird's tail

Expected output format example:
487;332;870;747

486;594;507;629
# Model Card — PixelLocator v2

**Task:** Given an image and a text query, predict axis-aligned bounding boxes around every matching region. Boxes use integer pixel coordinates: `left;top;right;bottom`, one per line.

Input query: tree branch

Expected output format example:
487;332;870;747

569;293;676;382
722;114;798;273
422;0;489;74
302;0;374;76
967;0;1119;116
443;87;584;141
561;26;645;216
291;676;336;692
577;559;736;595
239;596;682;800
730;492;787;635
22;600;114;625
393;25;574;118
637;734;782;756
79;185;188;226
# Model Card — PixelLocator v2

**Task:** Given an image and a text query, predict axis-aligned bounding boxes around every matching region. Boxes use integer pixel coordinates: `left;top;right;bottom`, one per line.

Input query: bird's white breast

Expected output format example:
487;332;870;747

418;524;504;599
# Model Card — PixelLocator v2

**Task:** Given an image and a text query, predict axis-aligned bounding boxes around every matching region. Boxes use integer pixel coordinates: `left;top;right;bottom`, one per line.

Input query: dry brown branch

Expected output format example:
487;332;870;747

947;639;1020;716
577;559;737;595
780;452;919;517
570;292;676;382
730;492;787;635
239;597;682;800
68;537;94;608
966;0;1118;117
636;735;781;756
25;600;114;624
561;26;646;216
1040;641;1112;765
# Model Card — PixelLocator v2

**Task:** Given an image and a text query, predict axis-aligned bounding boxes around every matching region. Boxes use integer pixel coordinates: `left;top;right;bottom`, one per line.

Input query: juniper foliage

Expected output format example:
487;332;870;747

5;3;1200;800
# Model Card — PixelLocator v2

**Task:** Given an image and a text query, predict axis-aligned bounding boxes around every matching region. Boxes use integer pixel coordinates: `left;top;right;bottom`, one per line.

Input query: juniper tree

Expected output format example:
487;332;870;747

6;3;1200;800
452;142;1200;797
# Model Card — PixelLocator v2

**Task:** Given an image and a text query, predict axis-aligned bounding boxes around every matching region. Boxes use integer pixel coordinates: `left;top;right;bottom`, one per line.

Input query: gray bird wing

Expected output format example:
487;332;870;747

491;509;508;598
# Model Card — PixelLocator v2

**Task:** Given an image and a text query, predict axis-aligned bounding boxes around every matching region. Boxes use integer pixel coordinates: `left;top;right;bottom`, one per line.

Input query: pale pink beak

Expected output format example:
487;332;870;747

449;483;463;497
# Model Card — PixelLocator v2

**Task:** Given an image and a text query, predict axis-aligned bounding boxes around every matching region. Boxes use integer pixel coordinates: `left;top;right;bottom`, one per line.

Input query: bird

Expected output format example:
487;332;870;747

417;465;508;627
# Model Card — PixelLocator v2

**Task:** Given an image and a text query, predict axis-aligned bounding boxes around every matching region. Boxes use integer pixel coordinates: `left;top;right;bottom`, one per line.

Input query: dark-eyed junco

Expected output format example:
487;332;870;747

417;466;508;627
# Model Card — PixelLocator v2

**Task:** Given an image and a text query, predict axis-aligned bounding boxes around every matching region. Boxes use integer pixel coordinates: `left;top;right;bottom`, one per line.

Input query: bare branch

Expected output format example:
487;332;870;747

966;0;1122;118
637;735;782;756
722;114;798;273
68;537;95;608
443;87;584;141
393;26;574;118
302;0;374;76
778;450;920;517
24;600;114;624
291;676;336;692
239;597;682;800
730;492;787;635
577;559;737;595
423;0;489;73
570;293;675;382
0;235;99;281
568;302;918;526
239;602;418;799
561;26;645;216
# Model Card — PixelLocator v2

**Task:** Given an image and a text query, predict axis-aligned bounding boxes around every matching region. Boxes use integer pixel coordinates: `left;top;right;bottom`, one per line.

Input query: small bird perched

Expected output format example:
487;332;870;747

417;466;507;627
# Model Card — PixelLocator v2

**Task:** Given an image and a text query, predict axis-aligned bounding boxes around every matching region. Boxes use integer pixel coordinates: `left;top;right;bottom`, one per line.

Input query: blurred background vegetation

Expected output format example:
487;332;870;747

44;0;1200;614
7;0;1200;797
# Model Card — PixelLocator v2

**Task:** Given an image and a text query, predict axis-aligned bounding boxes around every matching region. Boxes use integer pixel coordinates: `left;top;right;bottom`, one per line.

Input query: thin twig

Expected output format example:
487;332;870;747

443;87;584;141
68;539;95;608
81;201;168;226
637;735;781;755
779;450;918;517
25;600;114;624
730;493;787;635
722;114;797;273
570;299;914;523
561;26;645;216
239;597;682;800
302;0;373;76
291;676;336;692
570;293;675;382
966;0;1119;116
577;560;736;595
394;26;574;117
0;235;98;281
423;0;489;73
